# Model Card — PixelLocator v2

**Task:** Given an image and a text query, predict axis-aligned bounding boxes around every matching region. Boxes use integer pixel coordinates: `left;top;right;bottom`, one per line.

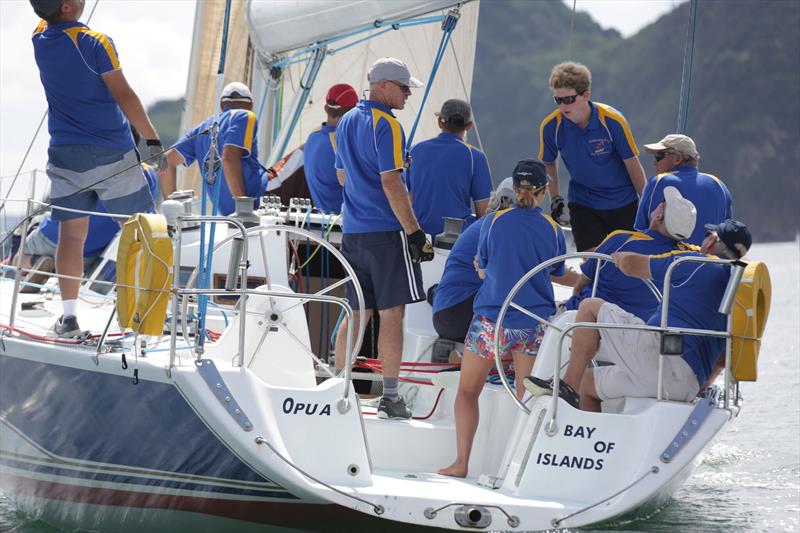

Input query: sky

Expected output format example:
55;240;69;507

0;0;681;180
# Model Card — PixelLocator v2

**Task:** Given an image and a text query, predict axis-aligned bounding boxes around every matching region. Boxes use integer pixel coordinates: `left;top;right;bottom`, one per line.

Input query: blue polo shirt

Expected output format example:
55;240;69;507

538;102;639;210
176;109;267;216
433;214;486;314
635;166;733;246
304;123;343;213
39;163;159;257
565;229;680;320
32;21;133;150
474;206;566;328
407;133;493;236
647;250;730;385
335;100;407;233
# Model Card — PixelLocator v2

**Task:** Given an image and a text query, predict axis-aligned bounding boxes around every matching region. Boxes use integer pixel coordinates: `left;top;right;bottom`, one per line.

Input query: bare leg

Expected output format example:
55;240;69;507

579;369;602;412
56;217;89;305
377;305;404;379
512;351;536;400
438;349;494;478
334;309;371;373
563;298;604;390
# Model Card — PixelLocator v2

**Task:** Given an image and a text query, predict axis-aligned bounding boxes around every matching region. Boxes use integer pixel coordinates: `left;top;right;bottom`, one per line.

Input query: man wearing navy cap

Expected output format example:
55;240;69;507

333;57;431;420
407;99;493;236
526;218;753;411
29;0;163;337
303;83;358;213
635;134;733;246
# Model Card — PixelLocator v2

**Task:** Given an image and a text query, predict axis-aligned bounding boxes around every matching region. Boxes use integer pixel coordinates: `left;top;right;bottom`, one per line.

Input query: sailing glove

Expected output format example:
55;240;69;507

550;195;569;226
407;229;434;263
146;139;167;173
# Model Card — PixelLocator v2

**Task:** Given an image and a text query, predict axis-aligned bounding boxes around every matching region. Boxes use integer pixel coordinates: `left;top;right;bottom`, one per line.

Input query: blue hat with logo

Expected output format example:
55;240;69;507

512;159;549;188
704;219;752;258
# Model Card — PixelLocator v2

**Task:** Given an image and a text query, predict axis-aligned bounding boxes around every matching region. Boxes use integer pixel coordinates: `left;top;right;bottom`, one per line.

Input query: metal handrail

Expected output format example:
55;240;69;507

493;252;662;412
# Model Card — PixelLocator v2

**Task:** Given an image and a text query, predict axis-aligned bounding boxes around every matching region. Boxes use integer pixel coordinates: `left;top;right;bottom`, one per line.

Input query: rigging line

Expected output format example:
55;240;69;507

677;0;698;134
0;0;101;217
565;0;577;60
447;35;484;154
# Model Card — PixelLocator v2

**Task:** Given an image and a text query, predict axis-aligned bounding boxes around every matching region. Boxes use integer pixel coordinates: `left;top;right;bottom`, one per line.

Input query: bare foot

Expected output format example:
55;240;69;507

438;462;468;478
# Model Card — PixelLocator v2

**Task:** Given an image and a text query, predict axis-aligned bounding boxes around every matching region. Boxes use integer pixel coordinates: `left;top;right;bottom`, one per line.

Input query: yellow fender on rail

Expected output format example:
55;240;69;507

731;261;771;381
116;213;173;336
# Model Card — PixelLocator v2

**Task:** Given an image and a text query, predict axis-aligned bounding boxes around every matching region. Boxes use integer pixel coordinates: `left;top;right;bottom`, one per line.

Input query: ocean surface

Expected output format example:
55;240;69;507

1;241;798;533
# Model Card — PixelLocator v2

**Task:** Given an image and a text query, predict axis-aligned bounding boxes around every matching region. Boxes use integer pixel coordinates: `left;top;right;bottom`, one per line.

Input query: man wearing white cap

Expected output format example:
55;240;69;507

332;57;430;420
565;186;697;321
164;82;267;216
635;134;732;246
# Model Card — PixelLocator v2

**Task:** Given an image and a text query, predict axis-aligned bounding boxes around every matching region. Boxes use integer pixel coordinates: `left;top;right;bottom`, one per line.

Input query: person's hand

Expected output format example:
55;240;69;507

146;139;167;173
550;195;569;225
406;229;433;263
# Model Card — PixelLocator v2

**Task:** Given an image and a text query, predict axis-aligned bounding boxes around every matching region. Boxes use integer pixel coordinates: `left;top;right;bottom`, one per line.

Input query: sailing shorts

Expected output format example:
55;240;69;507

47;145;154;221
22;226;57;258
593;303;700;402
342;231;424;310
465;314;546;360
568;200;637;251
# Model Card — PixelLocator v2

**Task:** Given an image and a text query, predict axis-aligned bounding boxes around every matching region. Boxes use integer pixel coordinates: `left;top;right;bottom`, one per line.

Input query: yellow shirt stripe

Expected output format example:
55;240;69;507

538;109;561;161
33;20;47;36
596;103;639;157
328;131;337;152
371;108;404;170
63;27;121;70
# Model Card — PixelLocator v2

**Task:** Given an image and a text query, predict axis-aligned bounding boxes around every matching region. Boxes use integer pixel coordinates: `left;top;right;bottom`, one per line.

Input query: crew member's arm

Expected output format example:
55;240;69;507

624;156;647;196
221;145;247;197
382;170;421;234
551;268;581;287
613;251;651;279
474;199;489;218
102;70;159;143
336;169;346;186
161;149;183;198
545;161;560;199
571;273;592;295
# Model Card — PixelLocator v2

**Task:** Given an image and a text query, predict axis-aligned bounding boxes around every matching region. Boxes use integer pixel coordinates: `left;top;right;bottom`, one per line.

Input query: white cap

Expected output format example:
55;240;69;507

644;134;700;160
488;177;516;211
367;57;424;88
663;186;697;240
220;82;252;102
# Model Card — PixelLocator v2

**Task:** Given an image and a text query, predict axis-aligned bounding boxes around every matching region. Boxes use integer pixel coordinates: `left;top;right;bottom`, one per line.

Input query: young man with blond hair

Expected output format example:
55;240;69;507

538;61;647;251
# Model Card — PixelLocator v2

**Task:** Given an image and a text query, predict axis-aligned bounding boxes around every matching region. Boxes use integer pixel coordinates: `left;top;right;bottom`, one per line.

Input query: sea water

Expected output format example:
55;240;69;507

1;241;798;533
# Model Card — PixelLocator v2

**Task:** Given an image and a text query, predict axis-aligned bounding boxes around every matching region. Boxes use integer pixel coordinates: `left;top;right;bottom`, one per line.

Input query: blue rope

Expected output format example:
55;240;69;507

407;11;460;149
677;0;698;134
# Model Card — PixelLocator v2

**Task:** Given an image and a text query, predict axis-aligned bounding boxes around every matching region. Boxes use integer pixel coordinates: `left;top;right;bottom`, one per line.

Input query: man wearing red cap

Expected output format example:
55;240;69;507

303;84;358;213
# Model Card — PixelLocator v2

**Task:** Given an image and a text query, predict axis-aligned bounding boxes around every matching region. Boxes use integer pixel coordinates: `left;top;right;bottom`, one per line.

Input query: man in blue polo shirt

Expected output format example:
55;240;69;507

333;57;433;420
566;186;697;320
635;134;733;246
538;62;647;252
164;82;267;216
528;219;752;412
30;0;164;337
408;99;493;236
303;83;358;213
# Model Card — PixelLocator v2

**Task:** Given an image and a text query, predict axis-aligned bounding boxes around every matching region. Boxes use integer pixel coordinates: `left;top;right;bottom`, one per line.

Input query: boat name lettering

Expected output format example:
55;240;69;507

282;397;331;416
563;424;596;439
536;452;604;470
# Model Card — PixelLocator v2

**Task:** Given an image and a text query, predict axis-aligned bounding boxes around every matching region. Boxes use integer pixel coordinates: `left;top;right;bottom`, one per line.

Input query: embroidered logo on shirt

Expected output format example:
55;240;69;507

589;138;611;156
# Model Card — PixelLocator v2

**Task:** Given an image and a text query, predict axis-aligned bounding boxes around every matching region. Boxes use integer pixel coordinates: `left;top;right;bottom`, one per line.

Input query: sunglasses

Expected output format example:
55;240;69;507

553;91;584;105
388;80;411;93
654;151;676;162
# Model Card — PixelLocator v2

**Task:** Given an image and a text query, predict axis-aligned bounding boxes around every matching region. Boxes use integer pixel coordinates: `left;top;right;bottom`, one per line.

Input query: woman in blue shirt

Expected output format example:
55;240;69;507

439;159;577;478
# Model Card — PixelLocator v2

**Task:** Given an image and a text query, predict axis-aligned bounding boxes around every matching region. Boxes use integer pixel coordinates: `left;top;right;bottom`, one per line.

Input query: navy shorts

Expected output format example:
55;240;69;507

569;200;637;251
342;231;425;310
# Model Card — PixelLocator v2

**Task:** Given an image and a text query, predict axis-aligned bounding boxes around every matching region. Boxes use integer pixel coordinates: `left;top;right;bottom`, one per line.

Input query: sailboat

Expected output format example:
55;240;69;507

0;1;773;531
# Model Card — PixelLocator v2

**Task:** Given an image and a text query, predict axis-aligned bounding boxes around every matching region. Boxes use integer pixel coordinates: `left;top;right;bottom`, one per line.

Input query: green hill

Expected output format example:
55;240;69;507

471;0;800;242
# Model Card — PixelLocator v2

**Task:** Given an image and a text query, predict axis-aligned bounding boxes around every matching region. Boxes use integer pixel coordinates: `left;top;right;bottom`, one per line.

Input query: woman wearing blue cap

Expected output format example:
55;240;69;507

439;159;578;478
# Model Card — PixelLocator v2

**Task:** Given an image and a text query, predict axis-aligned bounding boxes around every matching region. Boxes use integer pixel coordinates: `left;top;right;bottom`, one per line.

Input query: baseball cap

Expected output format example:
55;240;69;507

220;82;252;102
704;219;752;258
367;58;424;88
644;134;700;160
30;0;63;18
662;186;697;240
512;159;549;189
326;83;358;109
435;99;472;123
488;177;516;211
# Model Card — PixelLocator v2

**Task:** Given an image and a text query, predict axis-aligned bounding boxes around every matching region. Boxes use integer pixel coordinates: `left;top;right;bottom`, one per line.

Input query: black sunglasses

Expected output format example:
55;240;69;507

388;80;411;93
654;151;676;162
553;91;584;105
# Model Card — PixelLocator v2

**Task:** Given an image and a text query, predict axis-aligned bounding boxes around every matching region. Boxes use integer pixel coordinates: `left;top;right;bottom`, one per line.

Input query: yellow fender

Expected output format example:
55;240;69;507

116;214;173;336
731;261;771;381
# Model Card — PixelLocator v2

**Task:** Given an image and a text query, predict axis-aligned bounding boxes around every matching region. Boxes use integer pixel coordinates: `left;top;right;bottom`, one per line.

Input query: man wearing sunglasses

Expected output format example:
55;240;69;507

635;134;733;246
333;57;432;420
538;62;647;252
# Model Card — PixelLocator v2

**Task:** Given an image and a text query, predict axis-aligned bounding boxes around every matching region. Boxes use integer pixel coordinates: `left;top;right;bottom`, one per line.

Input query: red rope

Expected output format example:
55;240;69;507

0;324;83;344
